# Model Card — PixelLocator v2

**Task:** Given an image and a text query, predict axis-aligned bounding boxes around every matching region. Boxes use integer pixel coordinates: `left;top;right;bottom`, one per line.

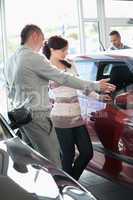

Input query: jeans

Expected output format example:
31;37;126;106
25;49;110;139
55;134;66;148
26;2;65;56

55;125;93;180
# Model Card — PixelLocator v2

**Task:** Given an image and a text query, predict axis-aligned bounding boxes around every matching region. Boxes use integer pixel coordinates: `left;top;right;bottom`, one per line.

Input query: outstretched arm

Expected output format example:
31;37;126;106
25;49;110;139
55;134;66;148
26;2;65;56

32;54;116;93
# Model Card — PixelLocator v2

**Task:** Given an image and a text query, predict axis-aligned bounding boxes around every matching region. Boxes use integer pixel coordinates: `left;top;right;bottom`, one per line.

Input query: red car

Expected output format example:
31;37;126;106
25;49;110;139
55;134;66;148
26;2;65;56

73;49;133;188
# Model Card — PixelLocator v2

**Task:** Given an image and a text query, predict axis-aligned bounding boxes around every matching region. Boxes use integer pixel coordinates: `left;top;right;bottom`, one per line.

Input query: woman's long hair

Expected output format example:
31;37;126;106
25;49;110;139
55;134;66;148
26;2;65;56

43;35;71;68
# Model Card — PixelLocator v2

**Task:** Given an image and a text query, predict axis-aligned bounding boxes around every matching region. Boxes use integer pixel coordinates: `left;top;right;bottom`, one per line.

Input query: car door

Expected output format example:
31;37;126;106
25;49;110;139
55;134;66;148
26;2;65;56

114;88;133;157
75;58;133;148
74;58;106;141
75;57;133;179
92;61;133;157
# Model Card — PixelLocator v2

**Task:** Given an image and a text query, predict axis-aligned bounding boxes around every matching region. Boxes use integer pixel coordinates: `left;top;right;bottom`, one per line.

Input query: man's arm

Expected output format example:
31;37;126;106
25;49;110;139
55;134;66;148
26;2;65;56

30;53;115;93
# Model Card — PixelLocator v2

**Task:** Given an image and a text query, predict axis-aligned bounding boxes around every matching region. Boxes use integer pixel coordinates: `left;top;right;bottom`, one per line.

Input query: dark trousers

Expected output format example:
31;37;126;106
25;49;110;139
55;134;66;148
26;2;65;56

55;125;93;180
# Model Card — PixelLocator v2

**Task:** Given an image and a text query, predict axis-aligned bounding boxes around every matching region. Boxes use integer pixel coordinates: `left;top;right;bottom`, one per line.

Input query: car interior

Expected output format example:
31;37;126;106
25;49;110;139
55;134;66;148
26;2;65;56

97;62;133;92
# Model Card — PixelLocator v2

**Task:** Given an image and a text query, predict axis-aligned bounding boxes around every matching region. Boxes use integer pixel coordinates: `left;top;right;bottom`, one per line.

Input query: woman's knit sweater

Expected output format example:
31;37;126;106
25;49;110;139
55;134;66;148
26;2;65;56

49;64;84;128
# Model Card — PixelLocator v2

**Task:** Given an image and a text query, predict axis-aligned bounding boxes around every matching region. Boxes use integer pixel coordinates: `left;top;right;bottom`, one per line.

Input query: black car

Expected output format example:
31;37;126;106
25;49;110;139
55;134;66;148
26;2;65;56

0;113;97;200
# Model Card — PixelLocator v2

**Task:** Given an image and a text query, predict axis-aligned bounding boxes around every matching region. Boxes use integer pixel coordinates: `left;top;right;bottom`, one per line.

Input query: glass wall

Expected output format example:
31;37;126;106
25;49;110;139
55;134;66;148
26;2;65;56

82;0;97;18
0;9;3;86
104;0;133;48
84;22;99;53
5;0;80;56
1;0;133;59
0;32;2;64
77;0;100;54
109;26;133;48
105;0;133;18
0;0;7;116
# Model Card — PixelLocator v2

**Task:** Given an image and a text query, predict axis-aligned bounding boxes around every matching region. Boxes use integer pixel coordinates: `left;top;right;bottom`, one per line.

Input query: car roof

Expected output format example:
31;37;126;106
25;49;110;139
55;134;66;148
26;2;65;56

73;49;133;62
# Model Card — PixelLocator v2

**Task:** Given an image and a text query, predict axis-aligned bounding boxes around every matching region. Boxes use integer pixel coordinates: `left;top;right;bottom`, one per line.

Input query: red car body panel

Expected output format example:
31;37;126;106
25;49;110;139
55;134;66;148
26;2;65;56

73;49;133;187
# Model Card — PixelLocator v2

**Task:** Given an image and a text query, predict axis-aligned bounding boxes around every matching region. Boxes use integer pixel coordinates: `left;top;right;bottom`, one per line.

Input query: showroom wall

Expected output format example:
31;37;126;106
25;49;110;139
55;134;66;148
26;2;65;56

1;0;133;58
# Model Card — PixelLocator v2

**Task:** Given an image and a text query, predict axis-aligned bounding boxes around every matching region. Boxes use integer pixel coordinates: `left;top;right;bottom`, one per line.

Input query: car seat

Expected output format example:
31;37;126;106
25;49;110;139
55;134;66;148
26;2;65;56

109;64;133;91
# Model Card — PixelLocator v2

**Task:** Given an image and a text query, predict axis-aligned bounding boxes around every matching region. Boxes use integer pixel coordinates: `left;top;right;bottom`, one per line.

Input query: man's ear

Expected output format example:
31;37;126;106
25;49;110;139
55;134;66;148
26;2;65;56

32;32;38;41
50;48;54;53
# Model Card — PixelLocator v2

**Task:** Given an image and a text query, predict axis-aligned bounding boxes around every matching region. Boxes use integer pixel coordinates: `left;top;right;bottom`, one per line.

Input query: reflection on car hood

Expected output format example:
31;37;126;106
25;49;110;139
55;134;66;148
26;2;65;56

0;138;59;199
0;137;97;200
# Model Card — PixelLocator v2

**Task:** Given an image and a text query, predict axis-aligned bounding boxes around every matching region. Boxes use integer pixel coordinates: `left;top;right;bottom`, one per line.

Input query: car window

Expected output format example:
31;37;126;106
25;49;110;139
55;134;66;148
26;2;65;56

97;62;133;91
103;64;113;76
110;64;133;91
96;62;112;80
74;60;98;81
96;62;123;80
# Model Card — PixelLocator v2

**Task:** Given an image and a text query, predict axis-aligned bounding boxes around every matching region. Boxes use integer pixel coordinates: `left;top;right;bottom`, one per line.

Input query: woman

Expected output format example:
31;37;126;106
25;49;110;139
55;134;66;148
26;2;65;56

43;36;99;180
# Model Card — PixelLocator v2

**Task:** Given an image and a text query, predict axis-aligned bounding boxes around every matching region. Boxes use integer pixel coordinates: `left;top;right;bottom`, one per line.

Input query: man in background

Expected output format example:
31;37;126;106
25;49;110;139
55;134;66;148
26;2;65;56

108;30;130;50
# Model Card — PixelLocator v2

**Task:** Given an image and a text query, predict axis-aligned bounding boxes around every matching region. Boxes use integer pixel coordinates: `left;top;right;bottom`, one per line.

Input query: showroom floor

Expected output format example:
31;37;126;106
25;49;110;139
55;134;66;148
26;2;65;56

79;170;133;200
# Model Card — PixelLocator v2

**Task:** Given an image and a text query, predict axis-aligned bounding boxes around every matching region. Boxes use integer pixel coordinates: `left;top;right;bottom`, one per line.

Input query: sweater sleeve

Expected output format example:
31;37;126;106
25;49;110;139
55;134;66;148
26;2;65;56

29;53;100;93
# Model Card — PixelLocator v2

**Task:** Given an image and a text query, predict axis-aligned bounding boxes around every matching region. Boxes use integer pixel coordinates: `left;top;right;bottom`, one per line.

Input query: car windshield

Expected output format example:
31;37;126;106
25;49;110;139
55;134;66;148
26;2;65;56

75;60;98;81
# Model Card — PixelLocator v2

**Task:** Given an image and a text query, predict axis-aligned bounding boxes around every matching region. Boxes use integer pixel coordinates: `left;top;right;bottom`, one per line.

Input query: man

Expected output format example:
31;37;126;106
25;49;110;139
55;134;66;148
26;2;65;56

5;24;115;168
108;30;130;50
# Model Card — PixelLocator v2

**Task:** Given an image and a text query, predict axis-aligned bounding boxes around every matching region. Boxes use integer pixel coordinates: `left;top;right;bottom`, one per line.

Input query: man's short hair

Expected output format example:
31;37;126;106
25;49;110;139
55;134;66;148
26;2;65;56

20;24;43;45
109;30;121;38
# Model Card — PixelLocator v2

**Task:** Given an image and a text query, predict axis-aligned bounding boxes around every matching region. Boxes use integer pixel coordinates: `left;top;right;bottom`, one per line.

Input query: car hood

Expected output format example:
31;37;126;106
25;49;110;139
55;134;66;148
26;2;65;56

0;137;59;199
0;137;97;200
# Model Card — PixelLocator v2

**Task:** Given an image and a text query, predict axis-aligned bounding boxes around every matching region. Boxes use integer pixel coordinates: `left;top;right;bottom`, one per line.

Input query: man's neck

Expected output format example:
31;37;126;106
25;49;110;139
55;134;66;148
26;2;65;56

24;41;38;52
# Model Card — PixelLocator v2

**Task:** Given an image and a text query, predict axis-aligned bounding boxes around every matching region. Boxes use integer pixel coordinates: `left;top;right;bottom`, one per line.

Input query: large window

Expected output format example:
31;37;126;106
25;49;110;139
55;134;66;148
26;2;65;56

2;0;133;60
0;1;7;116
104;0;133;48
0;15;4;87
0;34;2;64
105;0;133;18
5;0;80;56
84;22;99;53
82;0;97;18
77;0;101;54
109;26;133;48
